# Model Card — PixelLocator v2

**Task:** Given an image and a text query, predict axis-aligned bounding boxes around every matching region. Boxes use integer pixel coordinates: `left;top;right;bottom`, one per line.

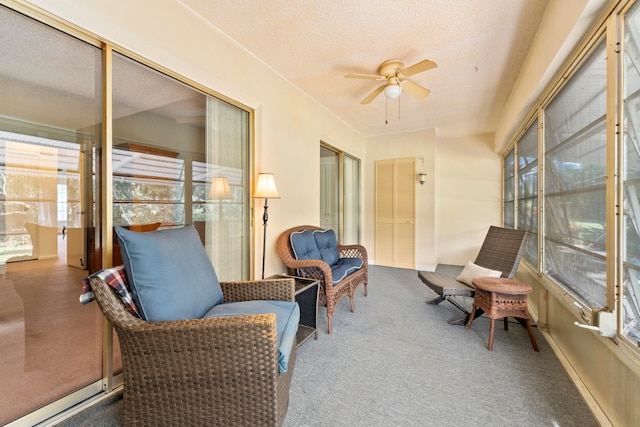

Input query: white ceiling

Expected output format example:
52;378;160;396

180;0;551;138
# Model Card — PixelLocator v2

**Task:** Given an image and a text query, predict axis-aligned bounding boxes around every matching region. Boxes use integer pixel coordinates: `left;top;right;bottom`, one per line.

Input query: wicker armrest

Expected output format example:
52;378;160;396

220;278;296;302
338;243;368;263
121;313;279;358
281;258;333;284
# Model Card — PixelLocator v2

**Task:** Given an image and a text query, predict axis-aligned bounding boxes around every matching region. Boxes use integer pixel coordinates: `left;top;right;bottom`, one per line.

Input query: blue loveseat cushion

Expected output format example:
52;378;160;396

313;229;339;266
115;224;224;322
331;257;363;284
204;300;300;374
290;229;321;260
291;228;363;285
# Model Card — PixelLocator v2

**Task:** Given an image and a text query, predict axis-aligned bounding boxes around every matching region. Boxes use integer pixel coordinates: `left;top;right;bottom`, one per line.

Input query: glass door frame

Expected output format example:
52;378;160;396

319;142;361;244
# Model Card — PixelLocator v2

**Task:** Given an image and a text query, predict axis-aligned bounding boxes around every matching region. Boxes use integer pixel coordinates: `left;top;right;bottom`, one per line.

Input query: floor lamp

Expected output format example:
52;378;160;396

252;173;280;279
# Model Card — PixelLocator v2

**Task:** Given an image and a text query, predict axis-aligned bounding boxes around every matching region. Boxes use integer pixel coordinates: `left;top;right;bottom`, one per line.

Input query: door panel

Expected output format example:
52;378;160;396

0;6;104;424
374;158;415;268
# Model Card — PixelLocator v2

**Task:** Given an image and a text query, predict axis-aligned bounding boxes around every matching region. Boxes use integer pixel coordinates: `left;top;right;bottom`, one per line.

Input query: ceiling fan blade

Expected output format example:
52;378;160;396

399;79;431;99
345;73;386;80
361;85;386;104
399;59;437;77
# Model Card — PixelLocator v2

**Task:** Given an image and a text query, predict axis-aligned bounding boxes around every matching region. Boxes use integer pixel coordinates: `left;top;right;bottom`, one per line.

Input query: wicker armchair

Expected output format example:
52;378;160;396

276;225;368;334
88;274;297;427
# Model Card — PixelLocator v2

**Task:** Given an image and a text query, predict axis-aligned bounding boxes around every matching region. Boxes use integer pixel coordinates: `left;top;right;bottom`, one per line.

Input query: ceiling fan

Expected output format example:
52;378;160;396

345;58;437;104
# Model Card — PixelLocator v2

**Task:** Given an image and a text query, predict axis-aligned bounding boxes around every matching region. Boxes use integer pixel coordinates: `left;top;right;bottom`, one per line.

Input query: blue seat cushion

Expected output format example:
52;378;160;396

330;257;363;285
290;229;321;260
313;229;339;266
204;300;300;374
115;225;224;322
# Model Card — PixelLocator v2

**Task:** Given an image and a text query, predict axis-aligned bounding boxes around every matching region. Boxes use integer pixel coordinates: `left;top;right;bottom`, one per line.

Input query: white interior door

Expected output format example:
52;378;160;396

375;158;415;268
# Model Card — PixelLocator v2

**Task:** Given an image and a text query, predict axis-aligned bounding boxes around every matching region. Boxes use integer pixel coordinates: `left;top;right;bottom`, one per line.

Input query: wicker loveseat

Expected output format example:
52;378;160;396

277;225;368;334
83;225;299;426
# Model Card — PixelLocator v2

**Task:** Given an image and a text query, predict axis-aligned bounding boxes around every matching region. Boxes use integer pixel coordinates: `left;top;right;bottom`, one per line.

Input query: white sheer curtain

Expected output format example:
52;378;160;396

205;97;249;280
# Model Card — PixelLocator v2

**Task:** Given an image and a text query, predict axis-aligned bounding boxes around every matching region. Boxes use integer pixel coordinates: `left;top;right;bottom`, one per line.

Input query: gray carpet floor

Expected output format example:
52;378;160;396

54;265;600;427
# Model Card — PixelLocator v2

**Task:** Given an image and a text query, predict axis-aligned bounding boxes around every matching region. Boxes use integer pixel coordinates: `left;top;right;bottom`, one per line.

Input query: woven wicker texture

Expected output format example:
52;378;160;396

276;225;368;334
419;226;528;307
89;275;297;426
466;277;539;351
472;277;532;296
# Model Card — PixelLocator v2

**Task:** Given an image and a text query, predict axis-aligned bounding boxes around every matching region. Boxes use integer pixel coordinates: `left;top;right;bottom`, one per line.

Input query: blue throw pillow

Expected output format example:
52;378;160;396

290;229;321;260
115;224;224;321
313;229;339;266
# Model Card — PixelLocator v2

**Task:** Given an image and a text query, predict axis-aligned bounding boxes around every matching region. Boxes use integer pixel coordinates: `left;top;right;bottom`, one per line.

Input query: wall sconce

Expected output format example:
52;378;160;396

417;173;427;185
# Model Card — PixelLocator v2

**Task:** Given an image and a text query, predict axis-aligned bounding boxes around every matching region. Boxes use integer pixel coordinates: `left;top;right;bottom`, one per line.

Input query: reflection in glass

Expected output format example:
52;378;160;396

0;5;102;423
111;53;249;281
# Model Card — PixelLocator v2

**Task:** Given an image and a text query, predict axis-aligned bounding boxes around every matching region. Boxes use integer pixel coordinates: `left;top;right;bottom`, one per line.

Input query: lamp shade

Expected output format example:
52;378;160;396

384;83;402;99
253;173;280;199
209;176;232;199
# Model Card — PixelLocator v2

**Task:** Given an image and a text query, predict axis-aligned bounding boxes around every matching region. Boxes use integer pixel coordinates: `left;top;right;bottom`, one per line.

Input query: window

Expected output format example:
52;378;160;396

517;120;539;265
503;148;515;228
623;1;640;342
502;0;640;352
543;40;607;308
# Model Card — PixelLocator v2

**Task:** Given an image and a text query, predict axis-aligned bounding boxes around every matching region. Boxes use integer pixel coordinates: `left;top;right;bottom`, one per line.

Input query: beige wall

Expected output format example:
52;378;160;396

435;133;502;265
365;130;438;269
364;130;502;270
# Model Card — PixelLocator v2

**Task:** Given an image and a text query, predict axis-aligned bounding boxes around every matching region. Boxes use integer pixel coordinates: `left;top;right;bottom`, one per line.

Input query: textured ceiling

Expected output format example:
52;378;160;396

180;0;551;138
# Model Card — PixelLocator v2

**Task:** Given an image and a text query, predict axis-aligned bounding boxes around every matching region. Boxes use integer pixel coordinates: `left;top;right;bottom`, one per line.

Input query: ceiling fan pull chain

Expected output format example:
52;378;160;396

385;97;388;125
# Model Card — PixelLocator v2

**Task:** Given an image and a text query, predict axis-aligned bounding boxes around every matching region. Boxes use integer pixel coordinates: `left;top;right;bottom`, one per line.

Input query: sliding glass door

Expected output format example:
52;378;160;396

0;6;103;424
111;53;250;281
319;144;360;244
0;5;251;425
320;146;340;233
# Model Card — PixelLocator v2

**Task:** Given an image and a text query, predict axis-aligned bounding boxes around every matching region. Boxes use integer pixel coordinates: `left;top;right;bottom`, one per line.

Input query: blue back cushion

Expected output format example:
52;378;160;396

115;224;224;321
290;229;321;260
313;229;339;266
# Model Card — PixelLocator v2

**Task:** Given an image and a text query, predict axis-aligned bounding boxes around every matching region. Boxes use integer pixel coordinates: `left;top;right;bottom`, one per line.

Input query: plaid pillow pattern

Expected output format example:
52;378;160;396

80;265;141;318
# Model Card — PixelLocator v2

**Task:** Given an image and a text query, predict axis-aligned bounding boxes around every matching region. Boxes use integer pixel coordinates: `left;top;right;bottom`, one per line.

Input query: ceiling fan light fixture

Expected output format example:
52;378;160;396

384;83;402;99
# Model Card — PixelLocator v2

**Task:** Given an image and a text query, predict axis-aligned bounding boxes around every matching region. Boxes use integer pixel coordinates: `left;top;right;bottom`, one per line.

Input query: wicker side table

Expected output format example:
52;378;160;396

465;277;539;351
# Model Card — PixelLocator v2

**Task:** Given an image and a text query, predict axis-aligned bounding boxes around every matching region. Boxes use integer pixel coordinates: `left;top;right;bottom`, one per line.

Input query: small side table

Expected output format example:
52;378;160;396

465;277;539;352
268;274;319;347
